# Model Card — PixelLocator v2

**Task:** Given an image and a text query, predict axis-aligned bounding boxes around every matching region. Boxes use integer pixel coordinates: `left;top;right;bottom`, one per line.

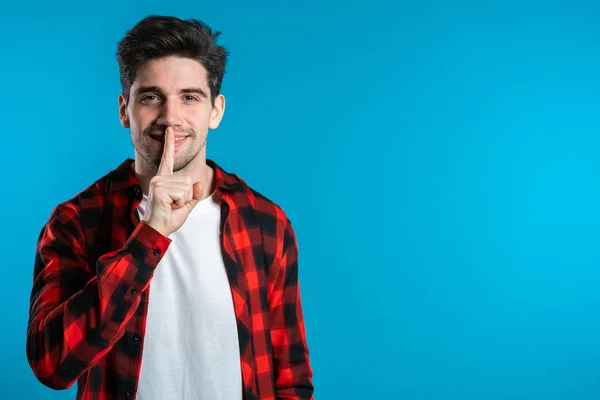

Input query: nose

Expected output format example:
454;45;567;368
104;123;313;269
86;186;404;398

156;96;183;128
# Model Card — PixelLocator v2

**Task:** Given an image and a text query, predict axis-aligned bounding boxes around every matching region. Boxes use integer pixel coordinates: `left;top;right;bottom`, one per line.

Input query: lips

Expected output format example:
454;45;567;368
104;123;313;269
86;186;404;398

149;134;189;142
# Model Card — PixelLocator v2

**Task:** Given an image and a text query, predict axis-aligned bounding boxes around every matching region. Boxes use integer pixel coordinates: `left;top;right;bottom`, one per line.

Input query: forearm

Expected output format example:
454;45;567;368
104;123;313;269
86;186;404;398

26;220;169;389
271;288;314;400
269;221;314;399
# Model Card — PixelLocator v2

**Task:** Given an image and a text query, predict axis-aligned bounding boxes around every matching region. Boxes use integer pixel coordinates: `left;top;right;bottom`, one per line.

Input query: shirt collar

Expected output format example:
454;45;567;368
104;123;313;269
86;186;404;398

107;158;245;194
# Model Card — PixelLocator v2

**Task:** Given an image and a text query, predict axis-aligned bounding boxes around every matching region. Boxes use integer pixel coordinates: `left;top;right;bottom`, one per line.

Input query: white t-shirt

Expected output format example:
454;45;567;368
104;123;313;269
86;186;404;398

135;191;242;400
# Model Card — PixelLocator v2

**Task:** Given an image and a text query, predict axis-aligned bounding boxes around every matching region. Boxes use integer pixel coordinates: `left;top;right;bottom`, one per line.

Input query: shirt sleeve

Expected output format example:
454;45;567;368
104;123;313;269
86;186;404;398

268;218;314;400
26;203;170;390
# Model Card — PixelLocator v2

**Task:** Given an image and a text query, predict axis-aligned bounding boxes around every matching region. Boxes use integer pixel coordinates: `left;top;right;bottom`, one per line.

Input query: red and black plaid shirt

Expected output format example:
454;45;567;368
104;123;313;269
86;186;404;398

26;158;314;400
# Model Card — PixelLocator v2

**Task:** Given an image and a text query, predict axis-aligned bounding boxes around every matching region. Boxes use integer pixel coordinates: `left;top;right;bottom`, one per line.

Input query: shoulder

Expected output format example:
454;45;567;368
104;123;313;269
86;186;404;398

225;173;299;276
36;167;113;258
45;161;125;225
220;166;297;257
212;160;292;227
227;172;292;226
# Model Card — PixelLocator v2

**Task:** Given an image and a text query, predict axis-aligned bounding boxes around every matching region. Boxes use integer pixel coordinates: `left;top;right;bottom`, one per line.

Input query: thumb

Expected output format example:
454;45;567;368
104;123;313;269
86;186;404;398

186;181;204;209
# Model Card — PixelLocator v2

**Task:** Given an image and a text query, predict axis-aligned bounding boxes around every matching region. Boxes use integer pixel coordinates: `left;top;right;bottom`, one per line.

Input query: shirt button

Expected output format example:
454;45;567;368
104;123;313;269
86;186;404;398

153;248;161;256
131;288;138;295
133;333;141;342
125;388;134;397
133;187;141;197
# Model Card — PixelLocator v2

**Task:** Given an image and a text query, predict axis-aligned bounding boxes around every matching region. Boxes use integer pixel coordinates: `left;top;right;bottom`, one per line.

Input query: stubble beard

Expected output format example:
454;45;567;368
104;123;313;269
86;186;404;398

133;127;207;173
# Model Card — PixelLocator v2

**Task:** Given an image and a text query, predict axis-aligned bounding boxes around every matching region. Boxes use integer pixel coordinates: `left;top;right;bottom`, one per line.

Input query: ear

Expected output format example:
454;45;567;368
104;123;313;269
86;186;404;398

209;94;226;130
118;93;130;128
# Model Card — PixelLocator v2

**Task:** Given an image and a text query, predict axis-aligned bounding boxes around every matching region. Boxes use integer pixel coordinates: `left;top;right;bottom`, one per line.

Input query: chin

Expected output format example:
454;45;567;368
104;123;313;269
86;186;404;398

172;155;197;172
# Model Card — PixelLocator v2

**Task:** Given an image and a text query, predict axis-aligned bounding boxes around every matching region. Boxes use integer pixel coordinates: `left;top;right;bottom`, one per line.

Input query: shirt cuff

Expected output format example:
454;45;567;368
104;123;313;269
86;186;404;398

123;221;171;268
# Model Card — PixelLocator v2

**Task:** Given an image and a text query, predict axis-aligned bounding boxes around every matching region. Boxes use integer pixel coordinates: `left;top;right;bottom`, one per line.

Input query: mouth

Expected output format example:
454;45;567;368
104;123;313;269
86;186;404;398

149;134;190;143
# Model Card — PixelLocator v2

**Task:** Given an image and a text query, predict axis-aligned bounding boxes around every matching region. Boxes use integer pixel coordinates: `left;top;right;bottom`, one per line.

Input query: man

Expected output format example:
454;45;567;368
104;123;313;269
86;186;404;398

26;15;313;400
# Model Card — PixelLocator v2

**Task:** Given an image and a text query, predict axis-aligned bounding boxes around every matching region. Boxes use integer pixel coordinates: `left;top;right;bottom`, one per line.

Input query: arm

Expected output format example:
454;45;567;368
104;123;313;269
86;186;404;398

268;219;314;400
26;203;170;390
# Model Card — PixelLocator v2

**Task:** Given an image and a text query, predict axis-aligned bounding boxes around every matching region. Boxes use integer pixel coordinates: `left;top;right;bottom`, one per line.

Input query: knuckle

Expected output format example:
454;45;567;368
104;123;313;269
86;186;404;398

152;181;163;190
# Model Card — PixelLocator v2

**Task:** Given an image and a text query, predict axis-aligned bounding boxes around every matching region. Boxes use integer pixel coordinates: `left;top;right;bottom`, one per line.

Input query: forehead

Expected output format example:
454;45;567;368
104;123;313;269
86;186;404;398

132;56;209;91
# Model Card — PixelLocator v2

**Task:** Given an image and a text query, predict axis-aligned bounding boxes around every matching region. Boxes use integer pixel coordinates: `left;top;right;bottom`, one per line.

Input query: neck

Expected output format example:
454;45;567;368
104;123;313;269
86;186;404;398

133;154;216;200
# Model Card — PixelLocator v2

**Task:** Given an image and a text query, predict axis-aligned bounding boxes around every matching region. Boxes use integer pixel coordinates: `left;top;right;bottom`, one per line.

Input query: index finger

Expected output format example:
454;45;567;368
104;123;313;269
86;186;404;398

157;127;174;175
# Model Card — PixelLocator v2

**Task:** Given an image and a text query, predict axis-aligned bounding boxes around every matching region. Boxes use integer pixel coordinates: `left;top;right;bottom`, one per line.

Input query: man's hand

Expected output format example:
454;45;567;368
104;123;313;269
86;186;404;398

142;127;203;236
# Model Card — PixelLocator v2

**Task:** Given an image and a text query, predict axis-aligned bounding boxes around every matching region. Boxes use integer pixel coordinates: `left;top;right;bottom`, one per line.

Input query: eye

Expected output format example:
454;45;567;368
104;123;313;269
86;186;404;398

140;95;160;104
184;95;199;102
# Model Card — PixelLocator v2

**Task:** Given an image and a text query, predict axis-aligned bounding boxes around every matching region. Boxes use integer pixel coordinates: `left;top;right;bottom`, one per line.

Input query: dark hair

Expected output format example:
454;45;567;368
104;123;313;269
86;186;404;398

117;15;228;104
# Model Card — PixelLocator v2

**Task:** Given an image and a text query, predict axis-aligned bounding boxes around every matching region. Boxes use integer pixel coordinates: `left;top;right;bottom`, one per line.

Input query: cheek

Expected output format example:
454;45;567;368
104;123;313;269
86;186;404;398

189;105;210;118
188;107;213;129
129;109;155;131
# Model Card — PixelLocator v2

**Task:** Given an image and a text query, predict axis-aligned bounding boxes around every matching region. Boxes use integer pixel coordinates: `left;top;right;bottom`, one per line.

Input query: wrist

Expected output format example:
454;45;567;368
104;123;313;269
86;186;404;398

142;220;169;237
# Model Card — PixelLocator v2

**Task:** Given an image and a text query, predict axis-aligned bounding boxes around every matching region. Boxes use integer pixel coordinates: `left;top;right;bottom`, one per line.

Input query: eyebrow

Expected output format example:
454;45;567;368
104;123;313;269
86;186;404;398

135;86;208;99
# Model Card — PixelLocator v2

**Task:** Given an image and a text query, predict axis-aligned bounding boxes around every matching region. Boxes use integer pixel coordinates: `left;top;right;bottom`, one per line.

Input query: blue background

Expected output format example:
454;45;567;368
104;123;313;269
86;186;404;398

1;0;600;399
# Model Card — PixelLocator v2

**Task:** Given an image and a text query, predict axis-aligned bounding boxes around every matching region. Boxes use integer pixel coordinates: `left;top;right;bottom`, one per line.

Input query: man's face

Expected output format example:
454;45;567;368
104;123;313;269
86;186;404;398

119;56;225;173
